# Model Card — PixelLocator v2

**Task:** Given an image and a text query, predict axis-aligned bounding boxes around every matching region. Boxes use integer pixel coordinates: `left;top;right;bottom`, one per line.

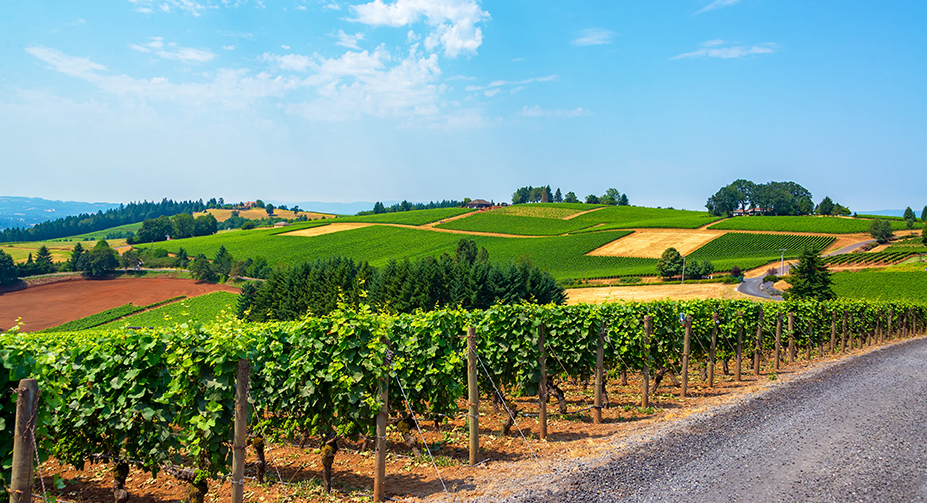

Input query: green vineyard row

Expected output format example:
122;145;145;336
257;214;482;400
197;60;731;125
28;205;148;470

2;299;924;493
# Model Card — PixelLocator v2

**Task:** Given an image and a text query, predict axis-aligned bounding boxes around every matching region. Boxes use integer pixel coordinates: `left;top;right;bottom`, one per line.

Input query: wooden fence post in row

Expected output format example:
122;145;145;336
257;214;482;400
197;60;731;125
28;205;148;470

708;312;718;389
787;312;795;365
735;310;743;382
842;311;848;353
888;308;894;341
538;324;547;441
830;312;837;355
774;314;782;371
231;360;251;503
467;327;479;466
593;324;605;425
754;308;764;377
373;337;390;502
642;316;651;408
681;315;692;398
10;379;39;503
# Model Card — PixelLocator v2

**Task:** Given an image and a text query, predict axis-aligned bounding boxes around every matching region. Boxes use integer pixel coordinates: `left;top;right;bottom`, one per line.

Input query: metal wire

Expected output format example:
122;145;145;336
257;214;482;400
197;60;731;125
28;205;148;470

391;374;451;501
473;348;540;464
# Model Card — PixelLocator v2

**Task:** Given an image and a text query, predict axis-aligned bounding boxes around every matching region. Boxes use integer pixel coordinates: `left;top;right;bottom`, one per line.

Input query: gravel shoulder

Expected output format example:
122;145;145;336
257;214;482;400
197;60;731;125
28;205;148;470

471;336;927;503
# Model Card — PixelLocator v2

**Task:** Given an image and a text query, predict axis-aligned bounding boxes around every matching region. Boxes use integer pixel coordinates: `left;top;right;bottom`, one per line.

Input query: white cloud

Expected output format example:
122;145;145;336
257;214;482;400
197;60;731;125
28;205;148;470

672;40;777;59
262;52;313;72
520;105;588;118
27;46;301;109
296;5;307;10
130;37;217;63
324;2;340;9
281;45;291;49
128;0;208;16
334;30;365;50
351;0;490;58
223;45;236;50
695;0;742;14
571;28;614;47
483;88;499;97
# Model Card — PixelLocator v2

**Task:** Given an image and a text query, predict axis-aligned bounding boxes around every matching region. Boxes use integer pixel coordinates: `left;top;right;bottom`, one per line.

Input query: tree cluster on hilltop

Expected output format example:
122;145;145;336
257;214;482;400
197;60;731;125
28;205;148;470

512;185;629;206
237;239;565;320
358;200;464;216
706;179;814;217
0;198;213;243
129;213;218;244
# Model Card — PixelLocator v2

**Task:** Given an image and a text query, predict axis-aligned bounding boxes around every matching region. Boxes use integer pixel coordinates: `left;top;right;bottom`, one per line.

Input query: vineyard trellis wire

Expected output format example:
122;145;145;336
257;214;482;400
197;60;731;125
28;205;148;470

1;298;924;500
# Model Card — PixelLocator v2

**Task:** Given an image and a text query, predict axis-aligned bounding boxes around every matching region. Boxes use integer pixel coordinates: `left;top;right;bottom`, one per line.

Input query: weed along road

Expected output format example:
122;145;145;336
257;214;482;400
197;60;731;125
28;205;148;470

497;337;927;503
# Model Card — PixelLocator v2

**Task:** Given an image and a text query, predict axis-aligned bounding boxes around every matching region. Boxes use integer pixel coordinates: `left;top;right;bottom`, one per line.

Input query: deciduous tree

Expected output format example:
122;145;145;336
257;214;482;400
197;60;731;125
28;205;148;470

869;219;894;243
657;247;684;279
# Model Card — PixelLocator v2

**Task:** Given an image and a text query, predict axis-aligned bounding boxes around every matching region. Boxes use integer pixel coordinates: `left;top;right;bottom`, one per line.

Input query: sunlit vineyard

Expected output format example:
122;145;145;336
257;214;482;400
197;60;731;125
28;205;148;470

709;216;921;233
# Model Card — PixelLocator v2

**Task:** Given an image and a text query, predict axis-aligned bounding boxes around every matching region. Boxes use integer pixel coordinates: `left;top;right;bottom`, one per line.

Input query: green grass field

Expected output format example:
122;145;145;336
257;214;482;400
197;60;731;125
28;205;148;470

339;207;475;226
102;291;239;328
831;270;927;301
142;226;652;279
436;204;720;235
708;216;921;234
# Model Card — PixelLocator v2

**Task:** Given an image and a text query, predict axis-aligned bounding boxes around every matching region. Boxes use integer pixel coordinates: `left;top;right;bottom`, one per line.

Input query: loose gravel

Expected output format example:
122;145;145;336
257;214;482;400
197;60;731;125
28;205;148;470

476;336;927;503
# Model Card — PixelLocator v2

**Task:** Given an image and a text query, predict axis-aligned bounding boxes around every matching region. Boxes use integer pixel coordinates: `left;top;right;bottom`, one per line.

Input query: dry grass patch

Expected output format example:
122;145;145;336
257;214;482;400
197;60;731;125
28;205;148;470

587;229;722;259
566;282;747;304
281;222;374;237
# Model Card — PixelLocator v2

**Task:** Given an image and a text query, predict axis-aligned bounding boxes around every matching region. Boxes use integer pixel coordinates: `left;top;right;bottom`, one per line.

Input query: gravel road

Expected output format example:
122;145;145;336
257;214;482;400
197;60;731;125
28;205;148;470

488;337;927;503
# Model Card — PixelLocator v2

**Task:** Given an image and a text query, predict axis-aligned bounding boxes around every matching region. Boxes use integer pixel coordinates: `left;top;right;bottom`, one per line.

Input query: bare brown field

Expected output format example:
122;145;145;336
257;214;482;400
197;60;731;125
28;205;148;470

587;229;723;258
566;282;749;304
281;222;374;237
0;277;239;332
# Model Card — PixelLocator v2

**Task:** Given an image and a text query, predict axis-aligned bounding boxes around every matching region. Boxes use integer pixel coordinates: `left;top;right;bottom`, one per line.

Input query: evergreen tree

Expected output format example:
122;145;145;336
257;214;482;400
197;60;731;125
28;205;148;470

563;191;579;203
921;205;927;223
786;247;835;300
554;188;563;203
34;245;55;274
0;250;18;285
68;242;85;272
190;255;217;282
618;193;629;206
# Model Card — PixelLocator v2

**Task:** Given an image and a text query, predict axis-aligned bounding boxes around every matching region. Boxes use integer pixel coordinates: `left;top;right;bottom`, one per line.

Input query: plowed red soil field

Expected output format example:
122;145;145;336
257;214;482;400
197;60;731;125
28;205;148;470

0;277;239;332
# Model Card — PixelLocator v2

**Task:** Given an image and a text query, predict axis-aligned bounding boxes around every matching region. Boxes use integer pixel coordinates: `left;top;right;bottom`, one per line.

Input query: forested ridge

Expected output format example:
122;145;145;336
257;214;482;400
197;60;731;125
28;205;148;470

0;198;208;243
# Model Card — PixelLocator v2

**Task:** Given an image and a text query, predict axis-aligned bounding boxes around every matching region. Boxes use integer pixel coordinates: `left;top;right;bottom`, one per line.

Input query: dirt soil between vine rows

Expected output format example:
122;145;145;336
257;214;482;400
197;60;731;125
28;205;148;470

0;277;239;332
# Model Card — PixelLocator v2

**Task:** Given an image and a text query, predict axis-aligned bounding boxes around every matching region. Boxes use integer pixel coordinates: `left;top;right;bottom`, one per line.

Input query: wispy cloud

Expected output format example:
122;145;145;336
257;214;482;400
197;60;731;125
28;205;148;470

465;75;557;94
672;40;777;60
130;37;217;63
334;30;365;50
128;0;208;16
571;28;615;47
521;105;588;118
695;0;742;15
350;0;490;58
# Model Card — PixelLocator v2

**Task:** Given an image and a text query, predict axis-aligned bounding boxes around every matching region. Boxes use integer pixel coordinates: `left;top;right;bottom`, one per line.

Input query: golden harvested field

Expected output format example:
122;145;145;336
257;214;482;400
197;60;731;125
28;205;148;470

587;229;723;259
281;222;374;237
494;205;584;219
566;282;748;304
194;208;333;222
1;240;126;262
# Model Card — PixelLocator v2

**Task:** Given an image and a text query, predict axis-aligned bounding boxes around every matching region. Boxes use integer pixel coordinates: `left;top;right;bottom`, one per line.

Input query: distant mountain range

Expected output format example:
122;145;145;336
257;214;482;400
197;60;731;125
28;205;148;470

0;196;119;230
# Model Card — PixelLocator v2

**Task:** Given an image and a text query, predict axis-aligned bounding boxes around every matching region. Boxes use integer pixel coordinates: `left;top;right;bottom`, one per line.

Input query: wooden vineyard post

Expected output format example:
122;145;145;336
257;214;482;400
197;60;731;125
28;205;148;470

808;318;815;359
754;308;764;377
373;337;390;502
708;312;718;388
888;308;894;341
10;379;38;503
642;316;652;408
538;324;548;441
593;323;605;424
774;314;782;371
467;327;479;466
877;309;882;344
842;311;848;353
735;311;743;382
848;313;855;350
681;315;692;398
830;312;837;354
787;312;795;364
231;359;251;503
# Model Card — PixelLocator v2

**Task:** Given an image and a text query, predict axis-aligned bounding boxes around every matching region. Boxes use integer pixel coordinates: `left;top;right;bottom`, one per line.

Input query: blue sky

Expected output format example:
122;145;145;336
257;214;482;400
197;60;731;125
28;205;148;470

1;0;925;212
